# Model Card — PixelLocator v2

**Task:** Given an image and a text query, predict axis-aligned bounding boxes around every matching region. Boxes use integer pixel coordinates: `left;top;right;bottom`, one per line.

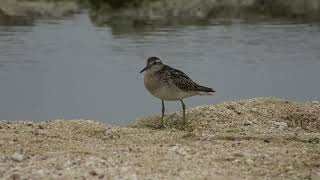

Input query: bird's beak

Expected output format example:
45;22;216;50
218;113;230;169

140;66;149;73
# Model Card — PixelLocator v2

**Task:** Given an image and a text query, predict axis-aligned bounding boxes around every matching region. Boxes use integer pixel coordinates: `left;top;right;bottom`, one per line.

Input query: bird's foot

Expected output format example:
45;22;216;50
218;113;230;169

175;118;193;131
152;117;166;129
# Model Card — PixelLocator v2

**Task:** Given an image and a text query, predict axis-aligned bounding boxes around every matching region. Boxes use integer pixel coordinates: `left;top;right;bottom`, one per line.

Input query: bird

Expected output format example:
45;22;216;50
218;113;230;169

140;56;215;123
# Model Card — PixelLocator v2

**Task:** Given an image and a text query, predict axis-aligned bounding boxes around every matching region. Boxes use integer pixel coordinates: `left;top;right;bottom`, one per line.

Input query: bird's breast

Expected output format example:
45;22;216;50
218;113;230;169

144;72;161;92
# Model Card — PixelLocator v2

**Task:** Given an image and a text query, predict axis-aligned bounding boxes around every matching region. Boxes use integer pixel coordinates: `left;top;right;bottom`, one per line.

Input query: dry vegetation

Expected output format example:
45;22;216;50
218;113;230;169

0;97;320;179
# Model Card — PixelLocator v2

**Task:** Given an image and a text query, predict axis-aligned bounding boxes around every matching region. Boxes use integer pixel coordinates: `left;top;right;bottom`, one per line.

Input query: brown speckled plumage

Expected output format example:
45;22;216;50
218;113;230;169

140;56;215;123
157;65;215;93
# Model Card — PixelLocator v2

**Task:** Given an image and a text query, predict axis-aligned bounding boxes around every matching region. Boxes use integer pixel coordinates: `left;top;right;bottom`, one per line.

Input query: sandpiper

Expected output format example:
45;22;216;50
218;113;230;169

140;56;215;122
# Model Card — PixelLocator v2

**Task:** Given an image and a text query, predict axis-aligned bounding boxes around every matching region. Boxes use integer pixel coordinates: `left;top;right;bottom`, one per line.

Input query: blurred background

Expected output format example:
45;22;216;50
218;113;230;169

0;0;320;125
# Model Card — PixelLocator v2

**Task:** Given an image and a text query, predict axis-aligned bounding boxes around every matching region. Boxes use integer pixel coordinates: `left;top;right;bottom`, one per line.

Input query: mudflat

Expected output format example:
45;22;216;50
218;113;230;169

1;97;319;179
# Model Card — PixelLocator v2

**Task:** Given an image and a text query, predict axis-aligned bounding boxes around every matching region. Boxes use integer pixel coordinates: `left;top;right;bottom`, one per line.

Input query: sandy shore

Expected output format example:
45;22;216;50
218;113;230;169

0;97;319;179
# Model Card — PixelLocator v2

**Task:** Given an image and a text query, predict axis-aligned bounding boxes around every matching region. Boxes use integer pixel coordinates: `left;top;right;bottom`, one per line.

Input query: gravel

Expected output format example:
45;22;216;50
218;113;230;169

0;97;319;179
11;152;25;162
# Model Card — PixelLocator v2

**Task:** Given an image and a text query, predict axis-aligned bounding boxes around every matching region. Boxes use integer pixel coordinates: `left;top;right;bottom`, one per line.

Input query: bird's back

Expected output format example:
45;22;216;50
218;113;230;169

158;65;215;93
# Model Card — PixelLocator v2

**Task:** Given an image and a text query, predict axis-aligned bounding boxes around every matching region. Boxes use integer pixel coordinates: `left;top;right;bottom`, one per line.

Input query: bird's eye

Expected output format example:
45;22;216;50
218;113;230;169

150;61;158;65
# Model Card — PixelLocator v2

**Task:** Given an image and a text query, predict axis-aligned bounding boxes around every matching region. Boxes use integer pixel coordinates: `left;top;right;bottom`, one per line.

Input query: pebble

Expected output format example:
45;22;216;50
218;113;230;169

232;152;252;158
38;124;45;129
279;123;288;130
37;169;45;176
274;122;288;130
232;159;241;163
264;139;270;143
99;175;106;179
167;145;188;159
10;174;20;180
233;153;245;157
25;122;34;126
311;101;319;104
243;120;253;126
245;159;254;165
89;170;98;176
234;109;242;115
11;152;24;162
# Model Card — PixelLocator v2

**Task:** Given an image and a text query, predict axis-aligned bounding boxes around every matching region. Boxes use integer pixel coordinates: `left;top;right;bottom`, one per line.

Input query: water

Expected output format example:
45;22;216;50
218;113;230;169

0;13;319;125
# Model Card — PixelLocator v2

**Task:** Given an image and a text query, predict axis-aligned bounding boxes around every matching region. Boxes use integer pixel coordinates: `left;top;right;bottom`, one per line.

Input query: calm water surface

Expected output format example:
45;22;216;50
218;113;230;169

0;13;319;125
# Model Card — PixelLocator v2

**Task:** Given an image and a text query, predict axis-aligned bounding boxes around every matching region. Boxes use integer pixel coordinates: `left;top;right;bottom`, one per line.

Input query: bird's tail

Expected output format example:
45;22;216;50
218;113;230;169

196;85;215;96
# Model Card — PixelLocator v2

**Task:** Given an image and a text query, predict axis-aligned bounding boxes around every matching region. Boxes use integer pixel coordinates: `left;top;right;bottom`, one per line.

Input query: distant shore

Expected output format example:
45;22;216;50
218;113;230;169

89;0;320;25
1;97;319;179
0;0;79;20
1;0;320;26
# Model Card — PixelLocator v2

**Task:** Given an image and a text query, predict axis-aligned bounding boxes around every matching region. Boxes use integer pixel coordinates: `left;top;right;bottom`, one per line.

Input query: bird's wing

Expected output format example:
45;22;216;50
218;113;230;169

159;65;201;92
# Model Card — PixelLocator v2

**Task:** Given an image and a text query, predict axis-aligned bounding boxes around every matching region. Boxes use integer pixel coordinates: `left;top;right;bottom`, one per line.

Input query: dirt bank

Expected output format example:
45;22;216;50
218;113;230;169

0;97;319;179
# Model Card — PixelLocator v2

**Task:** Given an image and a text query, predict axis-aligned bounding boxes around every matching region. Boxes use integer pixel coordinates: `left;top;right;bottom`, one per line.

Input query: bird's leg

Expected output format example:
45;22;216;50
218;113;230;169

180;99;186;121
161;100;165;121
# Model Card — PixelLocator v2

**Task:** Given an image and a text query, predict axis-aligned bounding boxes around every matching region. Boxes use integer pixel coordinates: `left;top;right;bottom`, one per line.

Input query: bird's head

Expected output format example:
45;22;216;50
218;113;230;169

140;56;163;73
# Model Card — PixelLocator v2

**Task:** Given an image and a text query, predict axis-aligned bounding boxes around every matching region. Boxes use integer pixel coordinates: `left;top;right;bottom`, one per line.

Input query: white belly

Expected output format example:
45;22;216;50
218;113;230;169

144;71;197;101
147;85;196;101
